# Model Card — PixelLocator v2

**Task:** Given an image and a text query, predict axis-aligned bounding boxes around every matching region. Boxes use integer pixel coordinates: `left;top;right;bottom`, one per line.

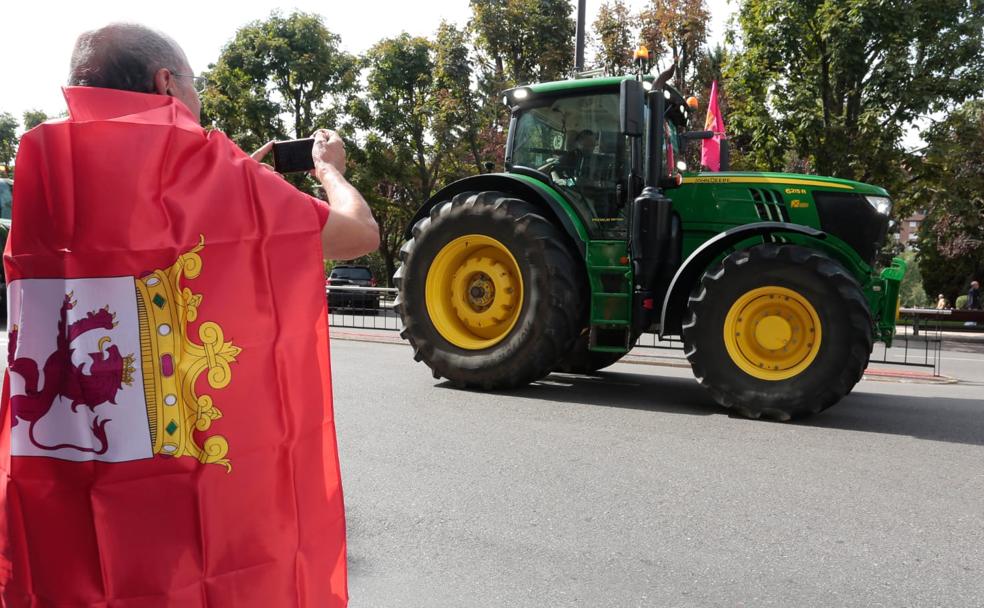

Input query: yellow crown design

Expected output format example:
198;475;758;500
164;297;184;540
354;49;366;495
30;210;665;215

134;236;240;472
121;354;136;386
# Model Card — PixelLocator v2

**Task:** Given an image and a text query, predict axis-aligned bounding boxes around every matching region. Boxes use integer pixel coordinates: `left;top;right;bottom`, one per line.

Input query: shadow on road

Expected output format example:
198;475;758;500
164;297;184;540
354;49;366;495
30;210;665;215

804;391;984;447
441;369;984;447
528;371;719;416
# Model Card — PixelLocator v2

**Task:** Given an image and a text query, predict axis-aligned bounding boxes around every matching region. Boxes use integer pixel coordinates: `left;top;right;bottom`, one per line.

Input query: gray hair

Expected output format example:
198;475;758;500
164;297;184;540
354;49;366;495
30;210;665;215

68;23;186;93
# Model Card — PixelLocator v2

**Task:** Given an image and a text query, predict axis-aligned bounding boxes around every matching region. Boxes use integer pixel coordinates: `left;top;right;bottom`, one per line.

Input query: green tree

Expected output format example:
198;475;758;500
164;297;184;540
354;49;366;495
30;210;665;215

692;43;726;104
910;100;984;300
638;0;710;94
352;34;444;283
347;137;417;285
432;22;488;175
0;112;17;176
726;0;984;184
469;0;575;87
201;11;357;152
468;0;574;173
22;109;49;131
593;0;635;75
898;249;930;308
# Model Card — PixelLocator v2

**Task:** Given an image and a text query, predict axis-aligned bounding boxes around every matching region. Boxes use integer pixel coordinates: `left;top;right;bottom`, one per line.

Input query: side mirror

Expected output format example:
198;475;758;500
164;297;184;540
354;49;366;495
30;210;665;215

620;80;644;138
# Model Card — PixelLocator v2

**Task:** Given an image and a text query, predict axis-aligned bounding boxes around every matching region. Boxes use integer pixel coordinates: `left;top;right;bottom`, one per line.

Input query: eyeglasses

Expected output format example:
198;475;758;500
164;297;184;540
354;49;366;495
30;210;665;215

172;72;209;93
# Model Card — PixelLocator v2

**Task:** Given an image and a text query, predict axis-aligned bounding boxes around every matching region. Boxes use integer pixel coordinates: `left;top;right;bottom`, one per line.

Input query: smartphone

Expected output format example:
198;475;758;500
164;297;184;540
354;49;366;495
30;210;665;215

272;138;315;173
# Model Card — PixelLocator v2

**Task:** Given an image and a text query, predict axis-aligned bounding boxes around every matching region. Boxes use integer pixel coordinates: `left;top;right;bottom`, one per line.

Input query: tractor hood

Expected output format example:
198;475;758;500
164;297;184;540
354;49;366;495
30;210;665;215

680;172;890;197
678;171;892;267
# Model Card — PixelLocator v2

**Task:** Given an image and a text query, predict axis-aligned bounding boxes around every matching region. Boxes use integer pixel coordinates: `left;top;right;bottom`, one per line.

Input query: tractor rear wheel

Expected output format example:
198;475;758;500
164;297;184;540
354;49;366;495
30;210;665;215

682;244;872;420
395;191;585;389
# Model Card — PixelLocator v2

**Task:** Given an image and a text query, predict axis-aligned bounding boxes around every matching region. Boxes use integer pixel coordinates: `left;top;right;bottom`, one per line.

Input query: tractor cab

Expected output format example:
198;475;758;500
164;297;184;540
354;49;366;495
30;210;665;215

504;77;691;240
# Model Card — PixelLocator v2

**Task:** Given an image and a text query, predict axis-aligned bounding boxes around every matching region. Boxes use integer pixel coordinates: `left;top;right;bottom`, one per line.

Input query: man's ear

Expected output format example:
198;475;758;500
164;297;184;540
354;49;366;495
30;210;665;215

152;68;174;96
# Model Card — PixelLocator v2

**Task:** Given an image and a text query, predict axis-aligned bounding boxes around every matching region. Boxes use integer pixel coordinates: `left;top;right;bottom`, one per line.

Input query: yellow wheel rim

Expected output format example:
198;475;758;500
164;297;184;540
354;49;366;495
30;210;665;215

425;234;524;350
723;286;822;381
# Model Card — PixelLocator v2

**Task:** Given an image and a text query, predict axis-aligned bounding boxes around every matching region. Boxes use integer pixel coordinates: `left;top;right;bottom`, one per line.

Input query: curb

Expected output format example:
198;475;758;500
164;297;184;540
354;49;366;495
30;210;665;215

862;368;957;384
330;329;405;345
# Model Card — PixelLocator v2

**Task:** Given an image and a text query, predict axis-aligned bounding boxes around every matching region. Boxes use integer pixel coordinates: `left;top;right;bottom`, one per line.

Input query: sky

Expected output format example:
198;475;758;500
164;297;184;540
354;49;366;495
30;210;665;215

1;0;735;131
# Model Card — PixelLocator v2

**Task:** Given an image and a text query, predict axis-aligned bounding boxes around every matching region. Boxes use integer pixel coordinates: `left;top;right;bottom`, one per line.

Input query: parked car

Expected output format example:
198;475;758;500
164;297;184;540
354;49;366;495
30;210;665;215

327;264;379;314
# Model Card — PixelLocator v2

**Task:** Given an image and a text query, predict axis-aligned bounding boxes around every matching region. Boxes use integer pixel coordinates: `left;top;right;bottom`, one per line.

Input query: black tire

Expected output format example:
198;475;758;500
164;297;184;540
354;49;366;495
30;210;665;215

682;244;872;421
395;191;585;389
555;332;633;374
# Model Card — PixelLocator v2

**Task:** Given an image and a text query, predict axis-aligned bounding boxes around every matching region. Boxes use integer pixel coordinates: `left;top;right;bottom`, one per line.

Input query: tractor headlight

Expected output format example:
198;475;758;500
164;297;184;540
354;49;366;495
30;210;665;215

512;88;530;101
865;196;892;215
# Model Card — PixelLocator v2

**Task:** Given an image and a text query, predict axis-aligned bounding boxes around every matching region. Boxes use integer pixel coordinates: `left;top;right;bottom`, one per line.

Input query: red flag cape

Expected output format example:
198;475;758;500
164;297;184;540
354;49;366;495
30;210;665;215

701;80;726;172
1;87;346;606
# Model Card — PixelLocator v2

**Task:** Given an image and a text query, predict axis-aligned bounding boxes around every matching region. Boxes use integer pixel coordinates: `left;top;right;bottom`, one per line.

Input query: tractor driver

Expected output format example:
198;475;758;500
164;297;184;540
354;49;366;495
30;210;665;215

553;129;597;183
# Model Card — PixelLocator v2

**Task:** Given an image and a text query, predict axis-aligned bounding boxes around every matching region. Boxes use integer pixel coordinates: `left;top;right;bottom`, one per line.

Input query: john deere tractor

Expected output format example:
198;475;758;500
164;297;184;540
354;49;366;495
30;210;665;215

394;61;905;421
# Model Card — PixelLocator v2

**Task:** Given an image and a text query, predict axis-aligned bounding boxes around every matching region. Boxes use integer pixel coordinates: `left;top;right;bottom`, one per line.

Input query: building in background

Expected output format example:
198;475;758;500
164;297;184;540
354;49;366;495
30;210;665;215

898;211;926;246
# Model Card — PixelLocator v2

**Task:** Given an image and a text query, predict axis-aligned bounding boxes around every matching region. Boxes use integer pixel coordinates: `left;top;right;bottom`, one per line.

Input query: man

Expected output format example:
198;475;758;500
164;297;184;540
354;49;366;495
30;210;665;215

554;129;597;182
1;23;376;607
968;280;981;310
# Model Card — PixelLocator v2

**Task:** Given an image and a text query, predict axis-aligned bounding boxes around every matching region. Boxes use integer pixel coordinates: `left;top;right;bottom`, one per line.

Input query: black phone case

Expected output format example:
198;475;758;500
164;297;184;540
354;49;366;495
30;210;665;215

272;138;315;173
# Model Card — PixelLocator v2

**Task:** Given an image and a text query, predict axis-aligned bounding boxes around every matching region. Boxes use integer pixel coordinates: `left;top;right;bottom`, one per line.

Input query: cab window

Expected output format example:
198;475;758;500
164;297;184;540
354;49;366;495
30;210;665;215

510;93;628;238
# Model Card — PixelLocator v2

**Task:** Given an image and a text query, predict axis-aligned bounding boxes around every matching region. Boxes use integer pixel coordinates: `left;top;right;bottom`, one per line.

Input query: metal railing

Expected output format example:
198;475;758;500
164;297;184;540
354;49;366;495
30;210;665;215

869;312;943;376
326;285;401;331
326;287;952;375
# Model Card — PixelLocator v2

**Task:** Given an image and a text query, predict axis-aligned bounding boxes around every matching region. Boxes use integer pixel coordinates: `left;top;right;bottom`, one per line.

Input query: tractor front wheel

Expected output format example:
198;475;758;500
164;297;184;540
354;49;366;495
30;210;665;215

682;244;872;420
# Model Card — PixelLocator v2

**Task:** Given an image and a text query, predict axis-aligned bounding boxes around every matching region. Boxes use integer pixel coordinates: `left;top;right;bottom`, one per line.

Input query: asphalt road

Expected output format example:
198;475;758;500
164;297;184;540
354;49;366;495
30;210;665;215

332;337;984;608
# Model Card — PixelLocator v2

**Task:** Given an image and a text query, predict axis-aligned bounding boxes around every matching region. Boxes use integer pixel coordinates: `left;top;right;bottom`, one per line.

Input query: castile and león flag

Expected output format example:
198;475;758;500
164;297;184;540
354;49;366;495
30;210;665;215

1;86;347;606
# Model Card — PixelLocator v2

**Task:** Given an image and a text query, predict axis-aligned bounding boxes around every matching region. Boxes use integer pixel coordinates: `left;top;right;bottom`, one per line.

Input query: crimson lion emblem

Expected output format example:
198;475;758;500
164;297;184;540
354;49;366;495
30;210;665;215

8;293;135;455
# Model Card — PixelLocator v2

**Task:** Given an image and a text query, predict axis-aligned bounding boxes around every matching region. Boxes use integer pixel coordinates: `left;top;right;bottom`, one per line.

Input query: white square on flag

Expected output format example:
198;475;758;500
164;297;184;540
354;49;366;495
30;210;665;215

7;277;153;462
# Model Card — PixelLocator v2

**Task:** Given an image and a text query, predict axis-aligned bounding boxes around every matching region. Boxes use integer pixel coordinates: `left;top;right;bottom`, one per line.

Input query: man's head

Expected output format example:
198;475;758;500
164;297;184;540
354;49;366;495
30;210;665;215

574;130;596;153
973;280;980;289
69;23;201;123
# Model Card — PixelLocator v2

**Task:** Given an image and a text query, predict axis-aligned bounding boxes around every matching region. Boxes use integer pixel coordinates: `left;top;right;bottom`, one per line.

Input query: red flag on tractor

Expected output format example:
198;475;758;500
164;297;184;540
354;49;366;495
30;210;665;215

1;87;347;606
701;80;726;172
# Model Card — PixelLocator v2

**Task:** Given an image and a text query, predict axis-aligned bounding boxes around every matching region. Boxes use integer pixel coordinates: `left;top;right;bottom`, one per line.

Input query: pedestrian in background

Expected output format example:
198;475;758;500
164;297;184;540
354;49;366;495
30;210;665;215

967;280;981;310
936;293;948;310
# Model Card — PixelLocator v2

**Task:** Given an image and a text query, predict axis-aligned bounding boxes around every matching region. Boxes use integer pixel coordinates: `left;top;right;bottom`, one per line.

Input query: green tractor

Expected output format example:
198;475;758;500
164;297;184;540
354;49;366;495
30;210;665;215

394;62;905;421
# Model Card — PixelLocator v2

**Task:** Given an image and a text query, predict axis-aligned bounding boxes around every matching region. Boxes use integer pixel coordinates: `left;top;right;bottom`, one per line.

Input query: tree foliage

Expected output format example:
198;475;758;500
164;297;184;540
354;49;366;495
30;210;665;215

897;250;929;308
351;34;448;284
432;22;489;176
201;11;357;152
726;0;984;185
593;0;635;75
639;0;710;93
469;0;575;87
0;112;16;176
22;109;49;131
911;100;984;300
